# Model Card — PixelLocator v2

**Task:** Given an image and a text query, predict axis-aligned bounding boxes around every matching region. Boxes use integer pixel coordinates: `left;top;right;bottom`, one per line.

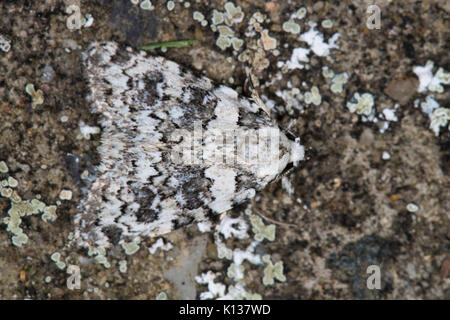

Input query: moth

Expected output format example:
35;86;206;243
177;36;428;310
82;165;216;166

75;41;304;248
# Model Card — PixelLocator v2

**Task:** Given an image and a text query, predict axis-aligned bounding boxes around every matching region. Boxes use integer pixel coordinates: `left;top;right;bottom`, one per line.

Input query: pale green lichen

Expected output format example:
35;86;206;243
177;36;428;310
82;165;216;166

249;215;276;242
156;292;168;300
12;233;28;247
217;240;233;260
227;262;245;281
330;72;349;94
51;252;66;270
322;66;335;78
217;25;234;37
166;0;175;11
347;92;375;117
282;20;301;34
1;197;54;246
0;161;8;173
231;37;244;50
224;2;244;25
119;260;127;273
58;189;72;200
262;255;286;286
45;276;52;283
304;86;322;106
1;187;12;198
41;205;57;222
25;83;44;109
296;7;307;19
140;0;154;11
212;9;224;25
88;246;111;268
321;19;334;28
193;11;205;22
406;203;419;213
216;35;232;50
121;239;140;255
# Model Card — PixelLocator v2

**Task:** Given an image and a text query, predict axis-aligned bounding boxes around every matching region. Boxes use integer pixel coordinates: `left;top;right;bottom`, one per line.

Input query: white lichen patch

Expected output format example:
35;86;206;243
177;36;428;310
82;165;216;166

218;215;249;240
406;203;419;213
413;60;450;93
382;107;398;122
283;47;310;70
195;270;261;300
420;96;449;136
148;238;173;254
78;121;101;140
299;24;339;57
382;151;391;160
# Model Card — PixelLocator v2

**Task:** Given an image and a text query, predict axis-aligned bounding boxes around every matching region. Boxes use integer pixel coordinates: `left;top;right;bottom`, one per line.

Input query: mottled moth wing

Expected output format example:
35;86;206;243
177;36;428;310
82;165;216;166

75;41;304;248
